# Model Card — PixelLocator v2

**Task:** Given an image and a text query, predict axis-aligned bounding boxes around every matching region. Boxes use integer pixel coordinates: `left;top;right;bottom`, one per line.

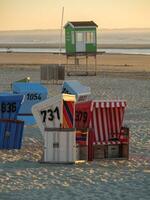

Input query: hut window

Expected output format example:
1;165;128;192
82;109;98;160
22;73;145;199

76;32;84;42
71;31;74;44
86;32;95;43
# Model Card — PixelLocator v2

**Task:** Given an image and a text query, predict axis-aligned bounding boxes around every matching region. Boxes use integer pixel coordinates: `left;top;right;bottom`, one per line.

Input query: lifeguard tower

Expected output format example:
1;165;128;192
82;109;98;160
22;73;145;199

64;21;98;75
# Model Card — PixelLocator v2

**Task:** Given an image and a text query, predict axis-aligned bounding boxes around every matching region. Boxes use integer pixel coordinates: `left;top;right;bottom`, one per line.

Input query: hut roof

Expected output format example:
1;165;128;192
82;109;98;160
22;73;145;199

64;21;98;28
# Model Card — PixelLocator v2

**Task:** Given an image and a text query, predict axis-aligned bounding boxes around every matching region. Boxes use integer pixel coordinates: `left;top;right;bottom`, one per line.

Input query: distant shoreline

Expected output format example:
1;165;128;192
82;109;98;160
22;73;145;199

0;43;150;49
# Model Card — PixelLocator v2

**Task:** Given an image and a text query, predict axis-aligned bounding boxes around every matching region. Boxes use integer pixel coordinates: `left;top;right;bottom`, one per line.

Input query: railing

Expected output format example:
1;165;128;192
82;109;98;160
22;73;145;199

65;64;97;76
40;64;65;84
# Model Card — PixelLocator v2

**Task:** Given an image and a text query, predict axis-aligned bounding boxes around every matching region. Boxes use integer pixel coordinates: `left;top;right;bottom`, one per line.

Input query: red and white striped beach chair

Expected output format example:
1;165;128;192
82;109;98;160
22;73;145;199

75;100;129;160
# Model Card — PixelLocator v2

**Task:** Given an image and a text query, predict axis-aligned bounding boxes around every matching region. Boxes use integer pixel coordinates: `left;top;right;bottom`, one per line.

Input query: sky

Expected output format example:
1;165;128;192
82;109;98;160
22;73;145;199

0;0;150;30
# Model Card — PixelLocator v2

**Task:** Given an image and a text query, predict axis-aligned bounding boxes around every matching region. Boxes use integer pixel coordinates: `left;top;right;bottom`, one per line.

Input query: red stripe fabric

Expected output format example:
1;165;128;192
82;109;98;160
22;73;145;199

75;101;92;129
76;100;126;144
106;105;112;139
63;102;73;128
67;101;74;115
88;130;94;161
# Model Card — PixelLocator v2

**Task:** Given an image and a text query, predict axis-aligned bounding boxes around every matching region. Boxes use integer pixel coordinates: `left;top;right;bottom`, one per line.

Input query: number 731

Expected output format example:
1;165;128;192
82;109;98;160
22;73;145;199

40;107;60;123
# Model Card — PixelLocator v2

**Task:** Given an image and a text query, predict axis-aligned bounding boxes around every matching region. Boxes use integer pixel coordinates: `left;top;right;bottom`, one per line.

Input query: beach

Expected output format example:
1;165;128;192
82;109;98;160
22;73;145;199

0;52;150;74
0;0;150;198
0;51;149;199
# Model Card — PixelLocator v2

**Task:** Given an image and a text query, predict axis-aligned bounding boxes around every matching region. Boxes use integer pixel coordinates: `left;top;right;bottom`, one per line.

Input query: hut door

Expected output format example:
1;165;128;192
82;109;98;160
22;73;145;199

76;32;85;52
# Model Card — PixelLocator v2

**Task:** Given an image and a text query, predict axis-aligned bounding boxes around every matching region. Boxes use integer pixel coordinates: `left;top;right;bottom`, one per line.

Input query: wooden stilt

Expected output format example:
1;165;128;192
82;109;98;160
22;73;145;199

86;55;88;75
65;53;97;76
95;54;97;76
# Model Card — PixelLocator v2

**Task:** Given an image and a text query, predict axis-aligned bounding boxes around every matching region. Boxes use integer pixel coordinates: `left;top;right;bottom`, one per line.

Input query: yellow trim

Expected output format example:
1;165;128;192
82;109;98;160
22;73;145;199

62;94;76;102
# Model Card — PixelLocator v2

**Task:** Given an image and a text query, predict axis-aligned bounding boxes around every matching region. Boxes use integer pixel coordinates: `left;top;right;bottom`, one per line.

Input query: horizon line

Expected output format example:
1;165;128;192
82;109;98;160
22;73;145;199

0;27;150;32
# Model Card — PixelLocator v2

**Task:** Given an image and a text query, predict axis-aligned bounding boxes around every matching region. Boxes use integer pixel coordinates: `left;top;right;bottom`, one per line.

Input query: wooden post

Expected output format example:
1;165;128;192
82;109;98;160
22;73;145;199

95;54;97;76
86;55;88;75
66;55;68;73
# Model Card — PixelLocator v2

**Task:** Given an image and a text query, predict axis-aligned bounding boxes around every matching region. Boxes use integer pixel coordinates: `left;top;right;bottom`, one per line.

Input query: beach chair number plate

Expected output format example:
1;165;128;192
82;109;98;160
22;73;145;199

0;102;16;113
27;93;41;101
41;106;60;123
75;111;88;123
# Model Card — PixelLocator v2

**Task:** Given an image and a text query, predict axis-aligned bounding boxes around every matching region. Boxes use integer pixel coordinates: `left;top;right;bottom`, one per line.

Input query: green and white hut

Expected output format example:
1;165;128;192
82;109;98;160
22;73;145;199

64;21;98;55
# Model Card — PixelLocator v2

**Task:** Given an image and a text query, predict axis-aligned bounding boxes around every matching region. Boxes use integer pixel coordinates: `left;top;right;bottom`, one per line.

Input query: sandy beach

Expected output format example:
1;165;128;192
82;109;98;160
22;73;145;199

0;52;149;199
0;52;150;74
0;64;149;199
0;0;150;197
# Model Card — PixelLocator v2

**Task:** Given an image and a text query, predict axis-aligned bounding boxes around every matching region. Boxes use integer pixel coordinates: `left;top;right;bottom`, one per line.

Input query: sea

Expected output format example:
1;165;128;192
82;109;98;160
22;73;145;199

0;29;150;55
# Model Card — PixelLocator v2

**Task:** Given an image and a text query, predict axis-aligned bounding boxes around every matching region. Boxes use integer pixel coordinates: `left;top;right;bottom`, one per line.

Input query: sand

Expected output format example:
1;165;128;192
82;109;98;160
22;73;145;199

0;52;150;74
0;67;149;199
0;53;149;199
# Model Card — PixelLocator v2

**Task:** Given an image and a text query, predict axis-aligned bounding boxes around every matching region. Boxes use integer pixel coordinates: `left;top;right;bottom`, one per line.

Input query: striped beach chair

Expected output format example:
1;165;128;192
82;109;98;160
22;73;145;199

75;100;128;160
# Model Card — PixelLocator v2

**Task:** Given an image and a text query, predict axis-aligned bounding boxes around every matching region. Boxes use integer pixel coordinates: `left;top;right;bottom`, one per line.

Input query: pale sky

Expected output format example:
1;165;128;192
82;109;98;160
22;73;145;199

0;0;150;30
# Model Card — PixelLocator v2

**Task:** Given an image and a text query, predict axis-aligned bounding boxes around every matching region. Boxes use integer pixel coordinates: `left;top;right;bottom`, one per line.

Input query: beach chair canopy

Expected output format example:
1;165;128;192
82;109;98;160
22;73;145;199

62;80;91;102
0;92;23;120
75;100;127;144
32;94;76;135
14;77;30;83
12;82;48;125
